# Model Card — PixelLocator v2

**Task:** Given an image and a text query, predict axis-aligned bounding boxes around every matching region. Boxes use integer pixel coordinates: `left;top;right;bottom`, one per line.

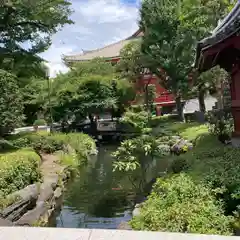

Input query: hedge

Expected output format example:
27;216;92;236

0;149;41;196
131;174;233;235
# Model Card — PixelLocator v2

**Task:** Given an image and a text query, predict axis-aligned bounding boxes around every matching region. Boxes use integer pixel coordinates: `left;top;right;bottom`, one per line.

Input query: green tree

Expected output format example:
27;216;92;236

140;0;234;120
116;41;155;119
0;70;24;135
22;77;49;125
192;67;228;112
0;0;73;79
0;0;73;55
112;108;169;193
51;58;135;128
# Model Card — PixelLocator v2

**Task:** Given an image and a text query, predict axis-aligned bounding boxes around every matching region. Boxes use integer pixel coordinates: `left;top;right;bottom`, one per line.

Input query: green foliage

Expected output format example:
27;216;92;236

121;107;150;134
140;0;233;118
131;174;233;235
0;194;21;210
50;58;134;124
206;110;233;142
0;70;24;135
150;115;178;128
33;119;47;126
0;149;41;196
8;132;96;165
117;40;149;81
0;0;73;66
112;134;169;191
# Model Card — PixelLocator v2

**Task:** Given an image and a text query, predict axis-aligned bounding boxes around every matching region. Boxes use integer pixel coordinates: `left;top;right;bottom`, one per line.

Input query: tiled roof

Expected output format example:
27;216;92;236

64;29;143;62
194;2;240;70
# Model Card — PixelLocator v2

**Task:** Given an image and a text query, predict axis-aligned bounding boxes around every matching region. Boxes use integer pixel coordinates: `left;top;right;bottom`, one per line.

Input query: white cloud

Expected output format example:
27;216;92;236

40;0;140;77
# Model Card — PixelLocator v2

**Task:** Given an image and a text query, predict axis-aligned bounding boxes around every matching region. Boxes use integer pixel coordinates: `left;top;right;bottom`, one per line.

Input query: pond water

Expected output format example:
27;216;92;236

50;144;136;229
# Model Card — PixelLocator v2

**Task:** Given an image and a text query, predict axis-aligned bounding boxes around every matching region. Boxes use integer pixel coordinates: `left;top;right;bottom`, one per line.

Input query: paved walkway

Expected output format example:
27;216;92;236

0;227;239;240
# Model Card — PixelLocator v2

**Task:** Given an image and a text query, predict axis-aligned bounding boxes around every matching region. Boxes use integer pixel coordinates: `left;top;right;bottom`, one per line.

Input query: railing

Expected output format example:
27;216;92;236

0;227;238;240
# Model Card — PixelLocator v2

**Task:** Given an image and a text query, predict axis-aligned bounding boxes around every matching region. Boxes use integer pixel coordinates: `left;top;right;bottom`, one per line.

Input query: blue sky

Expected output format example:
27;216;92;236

40;0;141;77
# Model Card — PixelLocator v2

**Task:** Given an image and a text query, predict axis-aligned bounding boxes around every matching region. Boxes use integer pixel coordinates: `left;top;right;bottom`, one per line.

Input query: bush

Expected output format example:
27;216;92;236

8;132;96;166
206;110;233;143
130;174;233;235
0;149;41;196
0;70;24;136
33;119;47;126
171;157;189;173
150;114;178;127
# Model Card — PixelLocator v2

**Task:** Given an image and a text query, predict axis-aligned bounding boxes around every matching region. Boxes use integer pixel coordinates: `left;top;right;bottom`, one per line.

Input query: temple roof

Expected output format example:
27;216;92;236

63;29;143;63
194;1;240;71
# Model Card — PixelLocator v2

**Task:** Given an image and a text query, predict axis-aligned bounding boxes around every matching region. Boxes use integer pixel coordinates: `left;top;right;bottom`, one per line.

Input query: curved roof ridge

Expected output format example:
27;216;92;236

64;29;141;60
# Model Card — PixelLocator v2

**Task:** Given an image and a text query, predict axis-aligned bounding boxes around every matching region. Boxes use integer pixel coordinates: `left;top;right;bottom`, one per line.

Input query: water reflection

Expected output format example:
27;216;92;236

51;144;135;229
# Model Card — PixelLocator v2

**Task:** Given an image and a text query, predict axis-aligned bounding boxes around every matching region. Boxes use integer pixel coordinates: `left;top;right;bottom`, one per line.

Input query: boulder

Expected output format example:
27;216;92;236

37;183;54;203
171;139;192;155
10;184;39;201
0;217;13;226
15;201;48;226
117;221;132;230
1;198;36;222
132;203;143;217
54;187;62;199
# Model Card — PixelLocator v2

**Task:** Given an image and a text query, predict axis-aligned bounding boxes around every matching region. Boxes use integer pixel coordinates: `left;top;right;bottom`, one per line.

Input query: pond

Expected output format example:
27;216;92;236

49;144;136;229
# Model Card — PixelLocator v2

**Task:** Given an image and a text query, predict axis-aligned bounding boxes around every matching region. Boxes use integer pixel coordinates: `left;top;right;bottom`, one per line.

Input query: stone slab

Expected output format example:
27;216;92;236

0;227;239;240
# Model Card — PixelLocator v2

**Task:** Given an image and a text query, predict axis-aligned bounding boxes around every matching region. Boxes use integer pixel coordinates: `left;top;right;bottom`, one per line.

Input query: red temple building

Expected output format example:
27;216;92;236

194;2;240;140
63;30;175;115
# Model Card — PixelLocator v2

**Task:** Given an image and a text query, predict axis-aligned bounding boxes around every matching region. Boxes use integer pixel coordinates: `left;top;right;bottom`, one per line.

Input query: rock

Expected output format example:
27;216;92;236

45;175;59;190
10;184;39;201
0;217;13;226
171;138;191;155
132;203;142;217
117;221;132;230
37;183;54;203
15;201;48;226
1;198;36;221
54;187;62;199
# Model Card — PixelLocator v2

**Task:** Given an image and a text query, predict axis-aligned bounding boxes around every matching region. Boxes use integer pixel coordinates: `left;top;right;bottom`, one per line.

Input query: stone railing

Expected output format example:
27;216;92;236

0;227;239;240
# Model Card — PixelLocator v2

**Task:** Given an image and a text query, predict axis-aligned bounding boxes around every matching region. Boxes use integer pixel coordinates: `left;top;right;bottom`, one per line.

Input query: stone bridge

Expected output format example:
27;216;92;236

0;227;239;240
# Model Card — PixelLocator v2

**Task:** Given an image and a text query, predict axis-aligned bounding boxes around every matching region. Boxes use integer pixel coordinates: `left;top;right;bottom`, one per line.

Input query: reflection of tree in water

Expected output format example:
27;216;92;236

89;191;129;218
64;145;134;216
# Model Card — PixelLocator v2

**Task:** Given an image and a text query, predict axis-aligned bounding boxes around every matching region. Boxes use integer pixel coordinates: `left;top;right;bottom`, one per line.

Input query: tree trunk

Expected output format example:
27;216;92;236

198;86;206;112
144;80;152;123
176;96;185;122
216;78;224;110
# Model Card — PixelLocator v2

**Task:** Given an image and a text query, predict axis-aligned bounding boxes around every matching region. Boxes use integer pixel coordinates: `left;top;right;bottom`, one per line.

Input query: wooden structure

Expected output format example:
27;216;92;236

194;2;240;137
63;30;175;115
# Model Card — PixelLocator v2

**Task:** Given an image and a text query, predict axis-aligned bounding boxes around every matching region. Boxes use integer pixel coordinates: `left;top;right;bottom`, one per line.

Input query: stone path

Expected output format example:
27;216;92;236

40;154;65;182
0;227;239;240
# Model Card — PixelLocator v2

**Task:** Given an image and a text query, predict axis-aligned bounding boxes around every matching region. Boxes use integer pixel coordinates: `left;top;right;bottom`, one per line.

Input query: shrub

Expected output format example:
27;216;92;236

0;70;24;136
130;174;233;235
206;110;233;143
150;114;178;127
8;132;96;167
171;156;189;173
0;149;41;196
33;119;47;126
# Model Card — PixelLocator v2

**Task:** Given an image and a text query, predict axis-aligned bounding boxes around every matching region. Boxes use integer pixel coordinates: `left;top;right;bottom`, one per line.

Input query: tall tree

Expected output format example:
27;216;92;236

116;41;155;119
0;70;24;135
50;58;135;129
0;0;73;71
140;0;234;120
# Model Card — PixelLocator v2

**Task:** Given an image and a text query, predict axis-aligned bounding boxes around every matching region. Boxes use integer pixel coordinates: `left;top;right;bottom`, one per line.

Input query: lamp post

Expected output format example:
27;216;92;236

46;66;53;133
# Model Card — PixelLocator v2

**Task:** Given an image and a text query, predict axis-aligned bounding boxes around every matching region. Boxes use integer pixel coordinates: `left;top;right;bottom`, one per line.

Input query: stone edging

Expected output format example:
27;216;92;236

0;154;70;227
